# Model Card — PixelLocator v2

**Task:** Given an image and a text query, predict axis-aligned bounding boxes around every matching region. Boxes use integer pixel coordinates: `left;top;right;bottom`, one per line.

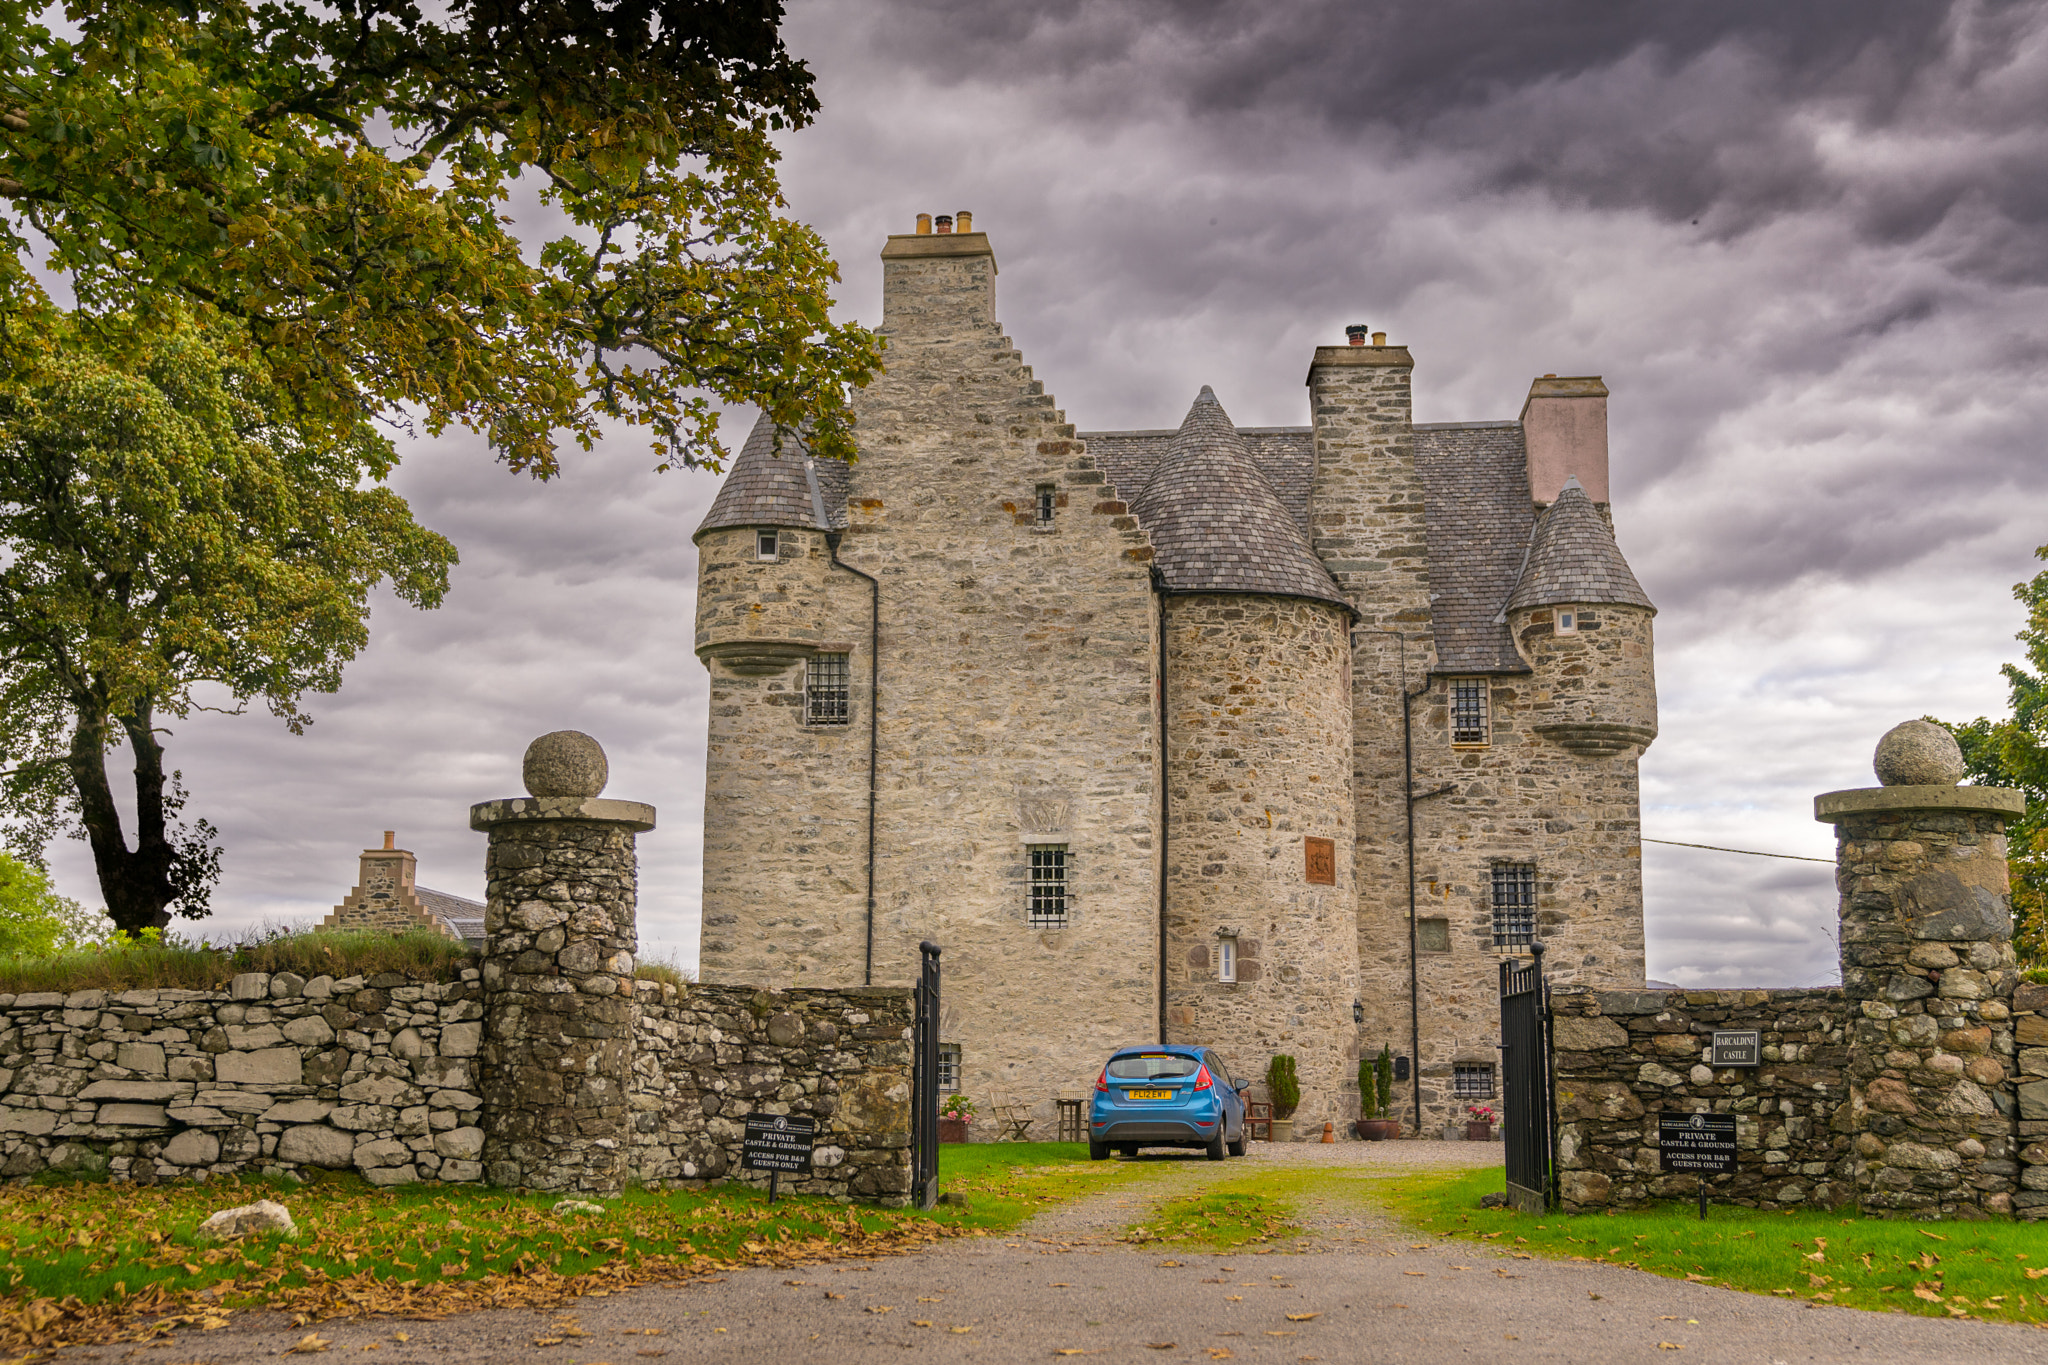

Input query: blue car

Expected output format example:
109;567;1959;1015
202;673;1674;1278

1089;1044;1249;1160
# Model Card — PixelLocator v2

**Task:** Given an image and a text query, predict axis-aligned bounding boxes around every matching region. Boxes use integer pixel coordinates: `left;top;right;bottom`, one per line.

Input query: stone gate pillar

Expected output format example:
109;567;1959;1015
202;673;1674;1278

1817;719;2025;1218
471;731;655;1194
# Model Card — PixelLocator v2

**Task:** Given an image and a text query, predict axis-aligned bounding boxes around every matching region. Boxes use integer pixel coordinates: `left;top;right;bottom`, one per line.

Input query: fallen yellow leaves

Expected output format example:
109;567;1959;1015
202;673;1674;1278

1285;1313;1320;1322
1656;1343;1683;1351
287;1334;331;1354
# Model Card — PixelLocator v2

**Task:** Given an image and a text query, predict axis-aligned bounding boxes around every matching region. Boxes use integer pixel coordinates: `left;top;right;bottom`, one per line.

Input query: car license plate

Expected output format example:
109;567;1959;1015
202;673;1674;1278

1128;1089;1172;1099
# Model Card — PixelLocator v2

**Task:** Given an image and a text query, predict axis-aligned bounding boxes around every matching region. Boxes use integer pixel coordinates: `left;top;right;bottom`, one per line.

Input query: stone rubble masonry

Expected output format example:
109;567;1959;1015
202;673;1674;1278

0;974;913;1204
1823;794;2022;1218
2009;980;2048;1219
1551;986;1855;1213
1162;593;1361;1135
321;838;457;941
472;799;653;1195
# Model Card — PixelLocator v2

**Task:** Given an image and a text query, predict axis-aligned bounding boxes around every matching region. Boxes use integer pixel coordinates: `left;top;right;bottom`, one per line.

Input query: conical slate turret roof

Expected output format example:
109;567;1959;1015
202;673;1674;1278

1131;388;1350;609
1505;477;1654;612
693;410;849;540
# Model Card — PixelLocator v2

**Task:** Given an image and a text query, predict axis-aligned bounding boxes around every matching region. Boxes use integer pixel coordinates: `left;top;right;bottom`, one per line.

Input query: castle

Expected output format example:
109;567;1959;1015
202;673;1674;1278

692;216;1658;1137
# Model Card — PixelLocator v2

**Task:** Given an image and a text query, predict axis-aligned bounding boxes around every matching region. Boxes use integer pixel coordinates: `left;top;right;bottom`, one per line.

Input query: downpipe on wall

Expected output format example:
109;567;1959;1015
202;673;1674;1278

827;532;880;985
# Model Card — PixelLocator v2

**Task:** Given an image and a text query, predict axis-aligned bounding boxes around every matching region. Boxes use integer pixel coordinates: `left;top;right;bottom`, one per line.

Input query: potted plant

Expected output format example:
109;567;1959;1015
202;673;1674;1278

1354;1045;1400;1140
1266;1055;1300;1143
1465;1105;1496;1142
939;1094;976;1143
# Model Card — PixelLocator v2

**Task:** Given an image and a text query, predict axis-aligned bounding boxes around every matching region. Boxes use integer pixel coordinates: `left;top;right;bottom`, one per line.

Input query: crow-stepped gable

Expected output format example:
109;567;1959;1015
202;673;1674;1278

693;217;1659;1138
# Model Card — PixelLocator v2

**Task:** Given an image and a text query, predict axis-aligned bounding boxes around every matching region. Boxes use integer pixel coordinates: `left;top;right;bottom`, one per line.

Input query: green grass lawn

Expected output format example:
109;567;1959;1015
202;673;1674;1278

1382;1166;2048;1325
0;1140;1130;1354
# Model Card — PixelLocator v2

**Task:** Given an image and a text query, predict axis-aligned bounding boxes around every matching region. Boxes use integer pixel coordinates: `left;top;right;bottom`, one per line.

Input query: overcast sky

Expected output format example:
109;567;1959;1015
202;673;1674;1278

43;0;2048;989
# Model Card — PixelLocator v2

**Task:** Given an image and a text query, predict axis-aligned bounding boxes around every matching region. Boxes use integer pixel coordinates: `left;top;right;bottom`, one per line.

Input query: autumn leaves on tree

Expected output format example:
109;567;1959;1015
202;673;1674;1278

0;1;880;933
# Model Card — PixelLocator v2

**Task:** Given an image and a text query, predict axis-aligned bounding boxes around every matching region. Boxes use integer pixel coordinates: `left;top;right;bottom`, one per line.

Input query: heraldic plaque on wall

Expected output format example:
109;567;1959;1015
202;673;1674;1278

1304;837;1335;885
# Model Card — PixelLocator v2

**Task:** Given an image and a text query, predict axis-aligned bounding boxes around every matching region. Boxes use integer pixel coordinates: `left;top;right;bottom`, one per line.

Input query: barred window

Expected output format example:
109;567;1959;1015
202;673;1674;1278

756;529;779;560
938;1042;961;1092
1028;844;1069;927
806;653;851;726
1450;678;1489;746
1491;862;1537;947
1035;484;1057;526
1454;1063;1495;1099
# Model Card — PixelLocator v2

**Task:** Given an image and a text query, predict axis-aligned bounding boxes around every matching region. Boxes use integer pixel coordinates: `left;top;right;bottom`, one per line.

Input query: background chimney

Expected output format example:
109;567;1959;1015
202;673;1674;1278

1520;375;1610;505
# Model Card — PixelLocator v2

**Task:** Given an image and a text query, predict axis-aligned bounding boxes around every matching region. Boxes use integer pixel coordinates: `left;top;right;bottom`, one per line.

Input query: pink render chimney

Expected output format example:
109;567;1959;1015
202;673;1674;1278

1520;375;1610;505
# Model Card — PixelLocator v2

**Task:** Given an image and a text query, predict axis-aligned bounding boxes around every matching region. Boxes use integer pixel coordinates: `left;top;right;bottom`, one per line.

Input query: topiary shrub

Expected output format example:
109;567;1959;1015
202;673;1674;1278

1266;1054;1300;1118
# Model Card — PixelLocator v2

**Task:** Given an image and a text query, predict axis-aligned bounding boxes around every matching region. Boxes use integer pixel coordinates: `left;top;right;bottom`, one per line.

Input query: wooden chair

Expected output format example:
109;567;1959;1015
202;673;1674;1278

988;1093;1035;1142
1246;1100;1273;1141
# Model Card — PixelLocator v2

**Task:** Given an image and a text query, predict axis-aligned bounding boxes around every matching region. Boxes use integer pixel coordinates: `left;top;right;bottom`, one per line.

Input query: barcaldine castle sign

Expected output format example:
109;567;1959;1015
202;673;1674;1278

692;213;1658;1138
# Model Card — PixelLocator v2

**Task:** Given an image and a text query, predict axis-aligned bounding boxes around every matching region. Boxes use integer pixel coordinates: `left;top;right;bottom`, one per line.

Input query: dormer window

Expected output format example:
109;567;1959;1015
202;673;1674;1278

1556;608;1577;634
756;530;779;561
1035;485;1056;527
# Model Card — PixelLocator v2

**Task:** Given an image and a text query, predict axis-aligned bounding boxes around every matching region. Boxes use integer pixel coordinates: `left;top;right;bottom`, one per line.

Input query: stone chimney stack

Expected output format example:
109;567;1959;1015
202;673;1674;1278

325;831;449;936
1520;375;1609;506
881;211;995;343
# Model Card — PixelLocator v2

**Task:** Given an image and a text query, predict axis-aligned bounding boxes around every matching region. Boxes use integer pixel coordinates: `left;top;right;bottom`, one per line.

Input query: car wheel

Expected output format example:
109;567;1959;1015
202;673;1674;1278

1205;1133;1227;1161
1227;1133;1247;1157
1089;1140;1109;1160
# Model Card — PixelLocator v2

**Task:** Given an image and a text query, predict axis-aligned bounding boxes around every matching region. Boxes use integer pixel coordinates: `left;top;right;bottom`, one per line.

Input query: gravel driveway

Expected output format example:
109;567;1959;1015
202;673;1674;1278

44;1140;2048;1364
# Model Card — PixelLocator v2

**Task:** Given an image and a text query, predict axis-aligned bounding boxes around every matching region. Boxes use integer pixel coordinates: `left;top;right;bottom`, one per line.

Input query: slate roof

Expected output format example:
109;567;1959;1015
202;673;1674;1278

1506;477;1655;613
693;411;849;539
1126;389;1349;609
1085;427;1315;535
1413;422;1536;674
417;887;486;948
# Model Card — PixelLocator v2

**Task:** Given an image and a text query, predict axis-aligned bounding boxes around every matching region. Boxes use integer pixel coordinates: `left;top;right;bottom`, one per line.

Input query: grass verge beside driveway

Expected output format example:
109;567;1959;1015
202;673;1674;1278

1381;1165;2048;1325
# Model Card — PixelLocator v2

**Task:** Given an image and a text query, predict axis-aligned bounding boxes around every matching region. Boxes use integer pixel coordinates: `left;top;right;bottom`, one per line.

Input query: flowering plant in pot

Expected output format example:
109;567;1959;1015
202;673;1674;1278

1354;1045;1400;1140
1265;1055;1300;1142
1465;1104;1496;1141
939;1093;976;1143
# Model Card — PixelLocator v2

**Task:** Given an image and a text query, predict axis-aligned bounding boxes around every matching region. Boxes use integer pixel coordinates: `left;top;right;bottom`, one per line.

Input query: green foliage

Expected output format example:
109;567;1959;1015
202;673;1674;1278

0;927;470;994
1362;1045;1394;1119
1386;1165;2048;1324
1265;1054;1300;1117
939;1093;978;1123
631;955;695;988
0;851;103;955
0;317;456;933
0;0;882;477
1938;545;2048;961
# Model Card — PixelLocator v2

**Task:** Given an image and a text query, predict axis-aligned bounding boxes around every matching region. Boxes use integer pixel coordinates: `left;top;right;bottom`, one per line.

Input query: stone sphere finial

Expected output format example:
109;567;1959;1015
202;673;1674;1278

1873;719;1965;787
523;730;609;798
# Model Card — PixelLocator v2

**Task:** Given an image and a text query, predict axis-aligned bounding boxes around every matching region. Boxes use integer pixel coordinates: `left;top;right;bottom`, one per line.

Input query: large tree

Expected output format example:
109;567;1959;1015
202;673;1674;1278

0;0;881;475
1941;545;2048;963
0;317;456;935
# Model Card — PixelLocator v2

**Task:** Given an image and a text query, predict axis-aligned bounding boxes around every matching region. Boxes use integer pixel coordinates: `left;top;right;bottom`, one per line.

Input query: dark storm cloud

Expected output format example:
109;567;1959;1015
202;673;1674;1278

856;0;2048;282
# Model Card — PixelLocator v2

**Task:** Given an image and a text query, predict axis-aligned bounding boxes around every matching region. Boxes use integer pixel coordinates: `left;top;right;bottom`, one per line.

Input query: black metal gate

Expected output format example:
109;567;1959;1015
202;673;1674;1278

1498;941;1557;1214
910;940;942;1210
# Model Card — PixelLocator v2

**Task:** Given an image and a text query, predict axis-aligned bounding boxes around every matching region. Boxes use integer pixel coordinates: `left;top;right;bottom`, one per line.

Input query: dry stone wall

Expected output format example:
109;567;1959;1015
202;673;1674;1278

2012;980;2048;1220
1551;986;1855;1213
0;974;913;1202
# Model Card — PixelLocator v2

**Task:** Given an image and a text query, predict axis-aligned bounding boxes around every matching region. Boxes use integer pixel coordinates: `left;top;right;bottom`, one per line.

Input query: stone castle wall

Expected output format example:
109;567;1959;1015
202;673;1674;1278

0;973;913;1202
1161;593;1361;1133
1551;986;1855;1213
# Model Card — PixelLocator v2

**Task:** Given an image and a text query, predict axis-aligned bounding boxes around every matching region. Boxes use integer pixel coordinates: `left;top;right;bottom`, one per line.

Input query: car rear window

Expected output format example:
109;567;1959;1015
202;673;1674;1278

1107;1054;1200;1080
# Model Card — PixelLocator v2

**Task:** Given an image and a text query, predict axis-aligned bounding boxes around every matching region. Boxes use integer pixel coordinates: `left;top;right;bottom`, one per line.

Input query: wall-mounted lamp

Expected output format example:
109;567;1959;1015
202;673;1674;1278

1352;999;1364;1025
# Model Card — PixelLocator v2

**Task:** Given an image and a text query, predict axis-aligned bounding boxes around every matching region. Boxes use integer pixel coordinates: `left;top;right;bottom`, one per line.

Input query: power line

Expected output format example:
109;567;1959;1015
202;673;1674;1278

1643;837;1831;865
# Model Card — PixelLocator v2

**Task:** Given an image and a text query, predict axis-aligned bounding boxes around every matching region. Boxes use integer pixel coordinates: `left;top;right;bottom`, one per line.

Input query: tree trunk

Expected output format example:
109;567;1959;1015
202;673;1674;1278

66;701;178;936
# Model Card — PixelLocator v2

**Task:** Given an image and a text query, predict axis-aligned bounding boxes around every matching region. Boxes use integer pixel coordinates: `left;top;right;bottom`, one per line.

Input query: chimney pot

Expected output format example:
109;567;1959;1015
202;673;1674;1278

934;214;953;234
1544;373;1556;378
1372;332;1386;346
915;213;932;235
1345;323;1369;346
383;830;395;850
956;210;972;232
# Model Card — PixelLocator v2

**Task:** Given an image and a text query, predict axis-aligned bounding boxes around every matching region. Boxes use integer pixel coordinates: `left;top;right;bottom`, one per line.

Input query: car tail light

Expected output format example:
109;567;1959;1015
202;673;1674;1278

1193;1065;1213;1091
1095;1068;1110;1093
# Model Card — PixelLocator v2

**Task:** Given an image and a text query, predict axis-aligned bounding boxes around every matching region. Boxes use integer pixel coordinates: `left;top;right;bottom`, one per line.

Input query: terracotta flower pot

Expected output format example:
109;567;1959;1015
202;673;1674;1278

1354;1118;1400;1141
1465;1121;1493;1142
938;1117;971;1143
1268;1117;1295;1144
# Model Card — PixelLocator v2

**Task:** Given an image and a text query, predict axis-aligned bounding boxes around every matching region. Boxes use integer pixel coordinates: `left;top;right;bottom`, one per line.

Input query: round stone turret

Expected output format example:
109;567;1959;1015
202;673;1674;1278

1873;719;1966;787
523;730;608;797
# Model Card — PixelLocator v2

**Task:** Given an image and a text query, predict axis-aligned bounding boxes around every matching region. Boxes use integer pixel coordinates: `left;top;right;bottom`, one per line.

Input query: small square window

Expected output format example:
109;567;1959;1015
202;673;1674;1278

1028;844;1068;927
806;653;850;726
756;530;779;561
1217;937;1237;983
1417;917;1451;953
1454;1063;1495;1099
1491;862;1536;947
1450;678;1489;746
1556;608;1577;634
938;1042;961;1092
1035;484;1057;527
